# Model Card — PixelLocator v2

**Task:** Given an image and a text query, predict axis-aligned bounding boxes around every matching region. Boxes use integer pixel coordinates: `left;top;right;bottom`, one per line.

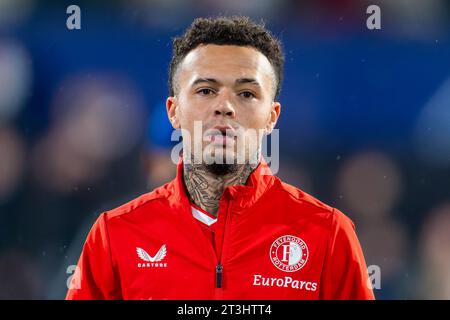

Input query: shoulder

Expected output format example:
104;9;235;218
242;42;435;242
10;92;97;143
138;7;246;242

270;177;355;228
101;181;175;223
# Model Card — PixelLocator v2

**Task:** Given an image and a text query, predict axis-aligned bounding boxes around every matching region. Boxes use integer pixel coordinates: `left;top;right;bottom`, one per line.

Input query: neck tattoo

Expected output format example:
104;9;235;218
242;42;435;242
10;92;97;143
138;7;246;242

183;162;258;217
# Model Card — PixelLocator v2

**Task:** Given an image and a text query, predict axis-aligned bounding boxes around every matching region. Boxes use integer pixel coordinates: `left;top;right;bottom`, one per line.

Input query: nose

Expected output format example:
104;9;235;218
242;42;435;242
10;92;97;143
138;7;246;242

214;91;236;118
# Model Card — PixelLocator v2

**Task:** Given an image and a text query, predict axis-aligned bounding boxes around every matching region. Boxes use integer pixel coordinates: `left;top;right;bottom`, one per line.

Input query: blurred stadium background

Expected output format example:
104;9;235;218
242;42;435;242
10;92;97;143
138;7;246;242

0;0;449;299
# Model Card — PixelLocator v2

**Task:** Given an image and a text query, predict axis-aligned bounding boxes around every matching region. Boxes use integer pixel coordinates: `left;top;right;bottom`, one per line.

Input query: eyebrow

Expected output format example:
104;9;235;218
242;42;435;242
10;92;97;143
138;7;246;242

191;77;220;87
235;78;261;87
191;77;261;88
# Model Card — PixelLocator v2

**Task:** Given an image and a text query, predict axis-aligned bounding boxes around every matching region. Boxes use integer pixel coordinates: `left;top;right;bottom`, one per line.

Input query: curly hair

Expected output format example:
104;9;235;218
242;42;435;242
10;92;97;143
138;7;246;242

168;16;284;99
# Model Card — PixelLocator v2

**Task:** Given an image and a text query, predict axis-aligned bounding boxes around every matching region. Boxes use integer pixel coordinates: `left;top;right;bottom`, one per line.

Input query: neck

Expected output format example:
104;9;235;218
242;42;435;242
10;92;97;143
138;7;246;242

183;161;258;217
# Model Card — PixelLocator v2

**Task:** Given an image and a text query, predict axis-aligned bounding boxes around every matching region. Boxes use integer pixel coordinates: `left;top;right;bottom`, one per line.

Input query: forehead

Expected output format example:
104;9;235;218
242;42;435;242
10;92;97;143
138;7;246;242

177;44;275;87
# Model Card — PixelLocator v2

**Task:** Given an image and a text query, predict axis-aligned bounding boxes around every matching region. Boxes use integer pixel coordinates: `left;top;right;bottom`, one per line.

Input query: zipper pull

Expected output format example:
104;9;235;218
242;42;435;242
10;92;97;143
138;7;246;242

215;263;223;288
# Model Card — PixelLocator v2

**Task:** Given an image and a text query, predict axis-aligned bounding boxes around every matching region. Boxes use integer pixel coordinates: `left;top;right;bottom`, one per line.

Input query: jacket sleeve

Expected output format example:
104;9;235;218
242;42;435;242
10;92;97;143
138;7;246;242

66;213;121;300
319;208;375;300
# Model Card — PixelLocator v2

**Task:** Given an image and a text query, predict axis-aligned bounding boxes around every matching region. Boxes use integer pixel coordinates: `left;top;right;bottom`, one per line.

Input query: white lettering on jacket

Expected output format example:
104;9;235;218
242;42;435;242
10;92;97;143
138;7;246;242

253;274;317;292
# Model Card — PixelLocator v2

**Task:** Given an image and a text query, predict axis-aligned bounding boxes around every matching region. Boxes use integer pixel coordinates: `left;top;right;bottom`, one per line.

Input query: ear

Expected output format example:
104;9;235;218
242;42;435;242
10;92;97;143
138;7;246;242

166;96;180;129
265;101;281;135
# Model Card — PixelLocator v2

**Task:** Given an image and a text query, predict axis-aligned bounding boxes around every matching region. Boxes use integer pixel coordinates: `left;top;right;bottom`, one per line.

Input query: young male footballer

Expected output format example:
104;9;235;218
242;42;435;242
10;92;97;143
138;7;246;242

66;16;375;300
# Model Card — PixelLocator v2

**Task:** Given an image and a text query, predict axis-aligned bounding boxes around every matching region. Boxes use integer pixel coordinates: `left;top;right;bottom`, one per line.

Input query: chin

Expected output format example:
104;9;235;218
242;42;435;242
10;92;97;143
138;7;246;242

204;162;238;176
207;148;237;164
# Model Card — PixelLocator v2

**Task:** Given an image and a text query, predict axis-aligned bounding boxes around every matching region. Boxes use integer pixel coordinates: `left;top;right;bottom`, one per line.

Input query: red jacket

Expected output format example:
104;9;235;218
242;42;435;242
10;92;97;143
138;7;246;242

66;159;375;300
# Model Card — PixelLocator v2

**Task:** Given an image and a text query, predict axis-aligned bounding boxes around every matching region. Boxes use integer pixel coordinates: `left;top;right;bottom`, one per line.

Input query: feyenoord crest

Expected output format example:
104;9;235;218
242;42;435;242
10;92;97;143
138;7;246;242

270;235;308;272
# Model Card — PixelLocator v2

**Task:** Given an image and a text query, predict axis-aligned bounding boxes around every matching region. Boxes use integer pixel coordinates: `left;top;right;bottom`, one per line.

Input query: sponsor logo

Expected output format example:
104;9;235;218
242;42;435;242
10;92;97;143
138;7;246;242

270;235;308;272
253;274;317;291
136;245;168;268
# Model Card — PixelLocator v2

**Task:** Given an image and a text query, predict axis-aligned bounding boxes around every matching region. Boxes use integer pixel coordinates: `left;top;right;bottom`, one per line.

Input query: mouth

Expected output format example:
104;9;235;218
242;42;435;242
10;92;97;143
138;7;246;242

206;126;237;145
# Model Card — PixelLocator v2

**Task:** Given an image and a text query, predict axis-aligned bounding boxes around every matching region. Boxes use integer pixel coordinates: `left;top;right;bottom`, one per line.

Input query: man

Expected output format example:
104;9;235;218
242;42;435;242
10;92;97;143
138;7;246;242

66;16;374;300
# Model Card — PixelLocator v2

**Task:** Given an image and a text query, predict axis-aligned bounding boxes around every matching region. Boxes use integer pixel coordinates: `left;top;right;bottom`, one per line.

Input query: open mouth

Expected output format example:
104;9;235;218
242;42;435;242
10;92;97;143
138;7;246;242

206;127;237;145
210;134;235;144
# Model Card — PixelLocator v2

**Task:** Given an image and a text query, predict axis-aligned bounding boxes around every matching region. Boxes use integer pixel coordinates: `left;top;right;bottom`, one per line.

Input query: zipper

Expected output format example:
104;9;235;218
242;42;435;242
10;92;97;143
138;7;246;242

214;193;233;291
215;263;223;288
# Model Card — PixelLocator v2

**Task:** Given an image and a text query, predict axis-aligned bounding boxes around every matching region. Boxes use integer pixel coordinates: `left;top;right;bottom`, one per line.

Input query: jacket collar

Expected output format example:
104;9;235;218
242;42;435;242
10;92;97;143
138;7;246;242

170;157;276;212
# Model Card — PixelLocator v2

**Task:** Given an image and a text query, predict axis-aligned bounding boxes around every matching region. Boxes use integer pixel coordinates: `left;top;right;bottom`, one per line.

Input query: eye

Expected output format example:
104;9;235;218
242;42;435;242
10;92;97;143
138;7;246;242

197;88;215;96
239;91;255;99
